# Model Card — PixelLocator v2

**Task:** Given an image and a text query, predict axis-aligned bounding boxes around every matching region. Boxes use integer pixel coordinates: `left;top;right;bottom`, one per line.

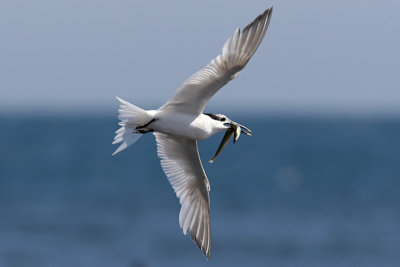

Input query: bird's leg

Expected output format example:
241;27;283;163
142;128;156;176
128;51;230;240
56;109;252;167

135;118;157;130
135;118;158;134
135;129;154;134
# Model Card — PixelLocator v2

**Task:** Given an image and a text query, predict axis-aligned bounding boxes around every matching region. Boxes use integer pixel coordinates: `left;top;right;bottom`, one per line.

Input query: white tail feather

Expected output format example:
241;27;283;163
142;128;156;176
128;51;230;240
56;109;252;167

112;97;152;155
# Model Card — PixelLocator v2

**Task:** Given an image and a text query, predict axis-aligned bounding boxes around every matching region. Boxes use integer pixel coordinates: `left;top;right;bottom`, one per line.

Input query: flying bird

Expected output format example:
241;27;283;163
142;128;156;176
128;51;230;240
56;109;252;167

112;6;273;258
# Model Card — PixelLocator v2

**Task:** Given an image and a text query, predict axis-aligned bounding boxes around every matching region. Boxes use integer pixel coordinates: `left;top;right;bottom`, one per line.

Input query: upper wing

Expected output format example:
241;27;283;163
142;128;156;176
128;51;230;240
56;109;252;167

159;7;273;115
154;133;211;258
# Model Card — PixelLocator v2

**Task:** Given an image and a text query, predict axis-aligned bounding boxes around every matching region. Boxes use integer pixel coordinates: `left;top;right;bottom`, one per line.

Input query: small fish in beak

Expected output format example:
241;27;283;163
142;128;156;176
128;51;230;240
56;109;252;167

209;121;252;163
232;123;241;143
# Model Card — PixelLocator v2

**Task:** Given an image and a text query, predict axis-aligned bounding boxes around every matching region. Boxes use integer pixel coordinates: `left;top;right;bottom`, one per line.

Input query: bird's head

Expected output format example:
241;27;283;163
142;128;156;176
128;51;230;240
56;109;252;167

205;113;252;163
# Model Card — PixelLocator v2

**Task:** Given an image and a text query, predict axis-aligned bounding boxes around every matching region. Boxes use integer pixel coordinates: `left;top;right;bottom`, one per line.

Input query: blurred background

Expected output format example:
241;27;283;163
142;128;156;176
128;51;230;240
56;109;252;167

1;0;399;266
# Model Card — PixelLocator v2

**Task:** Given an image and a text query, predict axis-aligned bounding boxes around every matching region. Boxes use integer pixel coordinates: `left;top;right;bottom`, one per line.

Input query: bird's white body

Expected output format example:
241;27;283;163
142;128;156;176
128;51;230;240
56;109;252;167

147;111;227;140
112;7;273;259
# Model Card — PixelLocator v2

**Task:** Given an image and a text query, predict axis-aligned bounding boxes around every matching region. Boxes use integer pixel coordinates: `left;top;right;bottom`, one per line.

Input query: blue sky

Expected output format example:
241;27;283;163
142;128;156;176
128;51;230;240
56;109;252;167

1;0;399;115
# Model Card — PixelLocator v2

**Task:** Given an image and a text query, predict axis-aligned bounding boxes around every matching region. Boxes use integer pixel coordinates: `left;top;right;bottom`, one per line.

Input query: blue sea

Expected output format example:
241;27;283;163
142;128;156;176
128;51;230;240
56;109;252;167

1;115;399;267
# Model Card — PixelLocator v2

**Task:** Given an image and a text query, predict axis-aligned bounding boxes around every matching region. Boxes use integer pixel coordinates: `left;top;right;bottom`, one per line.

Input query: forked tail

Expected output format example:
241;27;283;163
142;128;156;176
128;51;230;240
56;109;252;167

112;97;152;155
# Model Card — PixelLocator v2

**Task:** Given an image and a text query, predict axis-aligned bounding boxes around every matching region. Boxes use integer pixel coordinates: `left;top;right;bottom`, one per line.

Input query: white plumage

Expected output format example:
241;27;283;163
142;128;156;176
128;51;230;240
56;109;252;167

112;6;273;258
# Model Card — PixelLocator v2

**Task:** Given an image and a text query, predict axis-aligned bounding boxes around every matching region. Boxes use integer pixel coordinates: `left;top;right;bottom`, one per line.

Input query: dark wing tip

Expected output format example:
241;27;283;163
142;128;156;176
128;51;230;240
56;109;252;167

191;232;211;259
243;6;273;33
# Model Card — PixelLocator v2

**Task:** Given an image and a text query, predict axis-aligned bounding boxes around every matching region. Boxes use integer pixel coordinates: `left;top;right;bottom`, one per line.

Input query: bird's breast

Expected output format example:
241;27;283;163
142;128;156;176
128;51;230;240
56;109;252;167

152;112;223;140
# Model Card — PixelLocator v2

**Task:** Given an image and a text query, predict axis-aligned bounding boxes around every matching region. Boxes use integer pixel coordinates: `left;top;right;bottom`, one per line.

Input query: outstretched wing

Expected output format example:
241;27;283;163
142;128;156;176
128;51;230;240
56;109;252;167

154;133;211;258
159;7;273;115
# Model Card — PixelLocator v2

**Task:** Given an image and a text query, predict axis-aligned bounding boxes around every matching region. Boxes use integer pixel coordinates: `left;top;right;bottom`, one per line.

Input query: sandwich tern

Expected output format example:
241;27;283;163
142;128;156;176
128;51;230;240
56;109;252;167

112;6;273;258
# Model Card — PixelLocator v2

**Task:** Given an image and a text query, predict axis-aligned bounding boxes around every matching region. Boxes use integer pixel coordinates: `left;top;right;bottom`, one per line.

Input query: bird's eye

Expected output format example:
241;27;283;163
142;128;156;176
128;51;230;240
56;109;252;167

221;118;226;121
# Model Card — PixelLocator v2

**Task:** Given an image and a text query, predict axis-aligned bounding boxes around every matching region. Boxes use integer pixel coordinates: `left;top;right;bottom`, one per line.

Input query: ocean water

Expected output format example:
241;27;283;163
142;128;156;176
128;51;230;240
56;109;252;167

0;115;399;267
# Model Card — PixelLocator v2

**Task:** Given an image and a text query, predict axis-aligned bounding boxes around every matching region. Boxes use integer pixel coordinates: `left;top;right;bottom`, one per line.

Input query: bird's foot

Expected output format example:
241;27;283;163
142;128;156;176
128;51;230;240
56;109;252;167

135;118;157;130
135;118;158;134
135;129;154;134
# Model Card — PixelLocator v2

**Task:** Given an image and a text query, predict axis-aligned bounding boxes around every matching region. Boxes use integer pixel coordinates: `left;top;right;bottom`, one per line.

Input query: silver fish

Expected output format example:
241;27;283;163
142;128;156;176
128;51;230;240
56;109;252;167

232;123;241;143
